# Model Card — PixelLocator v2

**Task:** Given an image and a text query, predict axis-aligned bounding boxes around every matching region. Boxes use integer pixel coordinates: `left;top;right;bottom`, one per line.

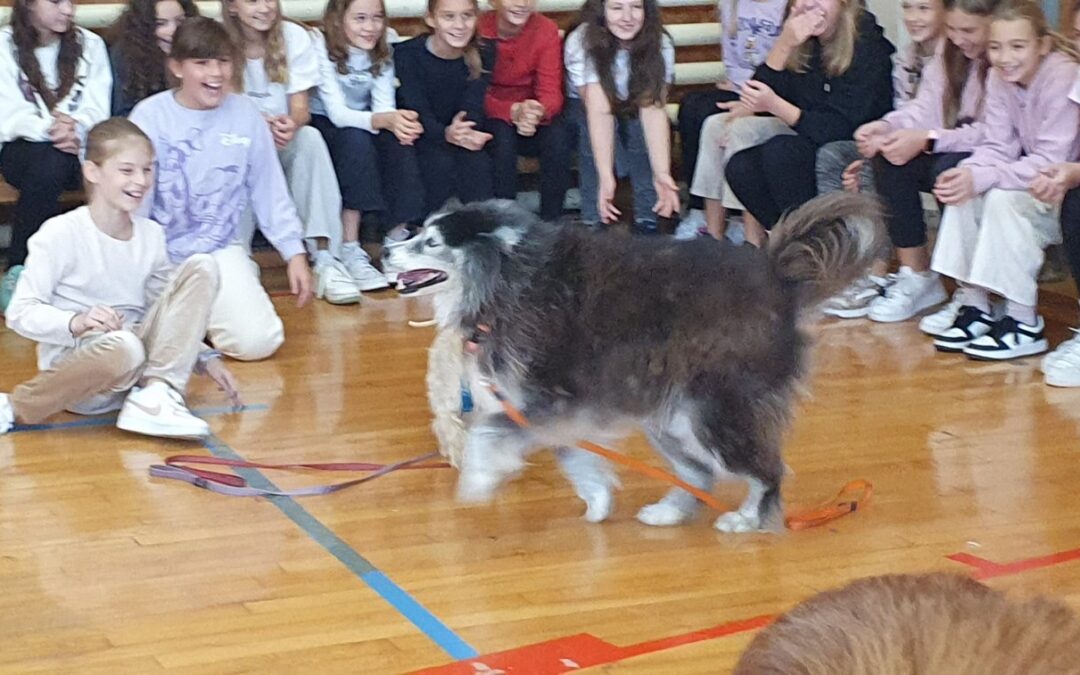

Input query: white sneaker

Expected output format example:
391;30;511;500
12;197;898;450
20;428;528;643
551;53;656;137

381;240;408;283
117;382;209;439
919;291;963;337
964;315;1048;361
674;209;706;240
341;245;389;292
315;259;362;305
0;393;13;434
933;305;996;352
868;267;948;323
1042;329;1080;387
822;274;889;319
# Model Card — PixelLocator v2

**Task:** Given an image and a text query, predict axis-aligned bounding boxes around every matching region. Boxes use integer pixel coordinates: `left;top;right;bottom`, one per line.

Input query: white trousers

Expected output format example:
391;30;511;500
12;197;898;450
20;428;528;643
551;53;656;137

931;189;1062;307
206;243;285;361
239;126;344;257
689;114;795;210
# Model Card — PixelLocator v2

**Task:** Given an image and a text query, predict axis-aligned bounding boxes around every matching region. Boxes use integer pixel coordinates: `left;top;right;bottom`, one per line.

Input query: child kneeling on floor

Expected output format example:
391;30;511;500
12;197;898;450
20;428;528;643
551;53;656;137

0;118;240;439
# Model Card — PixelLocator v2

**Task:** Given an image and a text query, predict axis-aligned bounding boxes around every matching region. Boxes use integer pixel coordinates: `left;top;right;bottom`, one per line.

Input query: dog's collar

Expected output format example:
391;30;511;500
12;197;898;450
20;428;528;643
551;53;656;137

464;323;492;355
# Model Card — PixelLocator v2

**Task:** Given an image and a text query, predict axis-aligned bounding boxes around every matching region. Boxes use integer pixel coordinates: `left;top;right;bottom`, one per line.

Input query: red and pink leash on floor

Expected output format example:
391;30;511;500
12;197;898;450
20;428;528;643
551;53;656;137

151;383;869;529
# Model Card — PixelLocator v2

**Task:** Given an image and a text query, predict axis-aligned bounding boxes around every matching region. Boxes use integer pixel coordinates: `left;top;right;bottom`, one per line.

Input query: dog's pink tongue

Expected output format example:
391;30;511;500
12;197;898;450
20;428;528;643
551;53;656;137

398;269;438;286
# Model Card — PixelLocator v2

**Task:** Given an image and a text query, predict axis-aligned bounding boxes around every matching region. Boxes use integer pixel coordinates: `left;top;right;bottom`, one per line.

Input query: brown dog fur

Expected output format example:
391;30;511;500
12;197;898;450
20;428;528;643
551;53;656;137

735;573;1080;674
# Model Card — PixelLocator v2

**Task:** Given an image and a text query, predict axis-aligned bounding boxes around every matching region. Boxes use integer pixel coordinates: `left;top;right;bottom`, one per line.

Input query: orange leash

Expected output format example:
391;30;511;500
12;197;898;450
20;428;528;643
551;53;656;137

486;381;870;530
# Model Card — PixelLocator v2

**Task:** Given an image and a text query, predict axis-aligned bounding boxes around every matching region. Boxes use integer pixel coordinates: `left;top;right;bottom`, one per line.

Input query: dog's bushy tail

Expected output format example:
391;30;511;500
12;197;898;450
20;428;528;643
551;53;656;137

767;192;886;307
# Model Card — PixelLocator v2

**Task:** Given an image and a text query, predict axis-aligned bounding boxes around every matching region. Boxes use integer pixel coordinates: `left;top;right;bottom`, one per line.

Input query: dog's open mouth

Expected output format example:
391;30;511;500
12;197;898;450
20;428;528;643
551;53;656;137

397;269;449;295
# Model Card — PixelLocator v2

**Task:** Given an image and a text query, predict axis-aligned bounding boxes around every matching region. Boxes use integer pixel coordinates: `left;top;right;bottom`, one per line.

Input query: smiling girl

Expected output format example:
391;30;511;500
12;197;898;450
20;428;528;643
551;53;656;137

833;0;1000;325
0;0;112;311
129;17;314;362
721;0;894;241
109;0;200;117
565;0;679;232
927;0;1080;361
3;118;235;439
310;0;425;288
224;0;364;304
394;0;496;216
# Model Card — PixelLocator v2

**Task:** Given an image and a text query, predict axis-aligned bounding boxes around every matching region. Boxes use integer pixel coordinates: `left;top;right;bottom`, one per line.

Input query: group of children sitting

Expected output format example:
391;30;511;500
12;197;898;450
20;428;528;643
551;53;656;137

0;0;1078;439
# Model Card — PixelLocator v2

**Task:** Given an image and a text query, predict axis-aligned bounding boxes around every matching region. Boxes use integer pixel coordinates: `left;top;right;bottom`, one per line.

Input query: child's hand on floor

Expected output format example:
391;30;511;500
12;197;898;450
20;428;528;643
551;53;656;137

204;357;243;411
70;305;124;337
287;254;314;308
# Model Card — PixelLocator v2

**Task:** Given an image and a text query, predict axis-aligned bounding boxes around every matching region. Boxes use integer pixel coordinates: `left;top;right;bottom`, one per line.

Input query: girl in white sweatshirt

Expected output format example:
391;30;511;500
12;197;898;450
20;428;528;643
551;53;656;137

1;118;238;439
0;0;111;310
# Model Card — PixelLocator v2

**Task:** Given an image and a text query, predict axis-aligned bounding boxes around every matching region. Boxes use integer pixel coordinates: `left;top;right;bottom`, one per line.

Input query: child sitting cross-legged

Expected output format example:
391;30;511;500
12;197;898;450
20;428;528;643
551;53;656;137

0;118;240;439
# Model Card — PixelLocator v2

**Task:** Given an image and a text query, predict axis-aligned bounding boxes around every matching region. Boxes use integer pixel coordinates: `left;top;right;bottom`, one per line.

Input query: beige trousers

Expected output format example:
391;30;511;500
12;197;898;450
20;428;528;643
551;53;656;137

11;255;219;423
690;114;796;210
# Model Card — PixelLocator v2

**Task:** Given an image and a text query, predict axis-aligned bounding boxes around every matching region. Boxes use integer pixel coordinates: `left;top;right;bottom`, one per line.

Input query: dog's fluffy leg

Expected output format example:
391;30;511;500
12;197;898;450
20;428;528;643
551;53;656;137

427;327;468;468
456;417;533;503
636;426;716;527
555;447;620;523
714;477;771;533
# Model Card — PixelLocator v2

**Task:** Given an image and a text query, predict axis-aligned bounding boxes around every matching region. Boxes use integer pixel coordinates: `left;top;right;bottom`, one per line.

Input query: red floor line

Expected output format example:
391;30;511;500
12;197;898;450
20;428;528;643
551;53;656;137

948;546;1080;580
409;615;774;675
415;546;1080;673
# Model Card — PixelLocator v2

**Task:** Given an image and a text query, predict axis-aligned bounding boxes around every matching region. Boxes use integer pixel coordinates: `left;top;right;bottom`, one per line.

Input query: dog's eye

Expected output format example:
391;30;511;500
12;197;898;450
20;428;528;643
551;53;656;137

425;238;438;248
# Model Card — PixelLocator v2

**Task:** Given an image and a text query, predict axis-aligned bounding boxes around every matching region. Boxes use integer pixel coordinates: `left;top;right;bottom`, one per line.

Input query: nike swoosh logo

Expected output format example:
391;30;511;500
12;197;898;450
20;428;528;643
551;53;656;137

125;399;162;416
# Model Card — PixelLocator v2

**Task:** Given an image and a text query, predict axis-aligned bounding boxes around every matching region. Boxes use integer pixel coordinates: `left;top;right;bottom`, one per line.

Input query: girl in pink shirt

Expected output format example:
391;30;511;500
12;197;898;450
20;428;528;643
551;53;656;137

927;1;1080;361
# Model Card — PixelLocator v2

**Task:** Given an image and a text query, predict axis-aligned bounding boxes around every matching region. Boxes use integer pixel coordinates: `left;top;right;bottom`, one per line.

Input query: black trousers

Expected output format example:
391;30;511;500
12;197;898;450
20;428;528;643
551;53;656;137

725;134;818;230
0;140;82;266
488;115;572;221
872;151;969;249
676;88;740;210
310;115;426;234
1060;187;1080;293
415;135;494;216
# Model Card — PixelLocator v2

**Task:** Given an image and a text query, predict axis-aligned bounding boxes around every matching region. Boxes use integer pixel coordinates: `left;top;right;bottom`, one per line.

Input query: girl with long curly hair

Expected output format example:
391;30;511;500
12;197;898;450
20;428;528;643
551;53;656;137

222;0;364;305
564;0;679;233
310;0;425;289
0;0;111;310
393;0;496;218
109;0;199;117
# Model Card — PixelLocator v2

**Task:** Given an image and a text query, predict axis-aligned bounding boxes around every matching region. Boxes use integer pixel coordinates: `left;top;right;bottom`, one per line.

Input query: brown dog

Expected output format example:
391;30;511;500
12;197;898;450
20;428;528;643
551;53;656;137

735;573;1080;674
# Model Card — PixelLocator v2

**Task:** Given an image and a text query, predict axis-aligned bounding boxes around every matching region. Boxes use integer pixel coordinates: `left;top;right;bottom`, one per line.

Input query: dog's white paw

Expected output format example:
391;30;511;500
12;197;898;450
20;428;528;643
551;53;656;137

455;470;500;504
636;502;693;527
579;485;613;523
714;511;761;533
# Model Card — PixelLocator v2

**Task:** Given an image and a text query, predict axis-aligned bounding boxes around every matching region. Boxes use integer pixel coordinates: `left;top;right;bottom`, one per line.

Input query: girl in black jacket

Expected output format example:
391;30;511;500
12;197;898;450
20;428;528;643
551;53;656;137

723;0;894;236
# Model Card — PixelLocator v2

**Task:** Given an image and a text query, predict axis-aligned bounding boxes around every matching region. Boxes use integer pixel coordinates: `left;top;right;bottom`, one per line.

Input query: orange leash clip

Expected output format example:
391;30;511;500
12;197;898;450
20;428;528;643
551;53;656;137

486;381;869;530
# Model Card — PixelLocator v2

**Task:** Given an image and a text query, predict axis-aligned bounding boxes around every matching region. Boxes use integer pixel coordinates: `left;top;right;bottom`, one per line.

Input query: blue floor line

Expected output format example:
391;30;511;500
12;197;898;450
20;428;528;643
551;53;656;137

201;434;479;660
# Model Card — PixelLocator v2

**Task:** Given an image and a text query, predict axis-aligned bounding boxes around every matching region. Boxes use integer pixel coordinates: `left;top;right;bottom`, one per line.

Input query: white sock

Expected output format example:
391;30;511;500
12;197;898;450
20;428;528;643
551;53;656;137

1006;301;1037;326
961;285;990;314
314;249;333;266
342;241;361;253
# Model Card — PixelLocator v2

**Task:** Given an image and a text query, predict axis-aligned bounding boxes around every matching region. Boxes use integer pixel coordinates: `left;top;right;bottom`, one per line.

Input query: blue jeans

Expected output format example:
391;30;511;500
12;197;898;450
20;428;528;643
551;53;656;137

568;97;657;229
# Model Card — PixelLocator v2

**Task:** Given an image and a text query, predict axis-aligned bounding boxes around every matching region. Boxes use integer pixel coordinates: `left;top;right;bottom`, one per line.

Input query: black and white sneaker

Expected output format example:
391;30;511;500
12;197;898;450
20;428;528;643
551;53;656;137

933;305;995;352
963;315;1048;361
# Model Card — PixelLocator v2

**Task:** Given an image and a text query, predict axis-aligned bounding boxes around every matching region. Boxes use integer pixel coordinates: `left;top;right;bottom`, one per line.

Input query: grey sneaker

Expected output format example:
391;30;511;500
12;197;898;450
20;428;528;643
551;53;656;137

822;274;890;319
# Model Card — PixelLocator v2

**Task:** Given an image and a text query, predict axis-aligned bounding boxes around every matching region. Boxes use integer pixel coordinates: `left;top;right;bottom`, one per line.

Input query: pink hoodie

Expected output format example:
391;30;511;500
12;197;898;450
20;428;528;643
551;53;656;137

882;52;988;154
961;51;1080;195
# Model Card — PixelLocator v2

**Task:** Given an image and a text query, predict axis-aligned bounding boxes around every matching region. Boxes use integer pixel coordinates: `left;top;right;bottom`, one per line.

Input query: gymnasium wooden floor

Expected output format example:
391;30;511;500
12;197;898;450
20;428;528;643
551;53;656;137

3;274;1080;673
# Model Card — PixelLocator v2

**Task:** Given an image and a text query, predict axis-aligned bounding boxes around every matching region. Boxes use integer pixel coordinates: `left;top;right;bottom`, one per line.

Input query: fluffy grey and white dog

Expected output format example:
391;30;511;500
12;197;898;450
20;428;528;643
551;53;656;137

385;193;884;532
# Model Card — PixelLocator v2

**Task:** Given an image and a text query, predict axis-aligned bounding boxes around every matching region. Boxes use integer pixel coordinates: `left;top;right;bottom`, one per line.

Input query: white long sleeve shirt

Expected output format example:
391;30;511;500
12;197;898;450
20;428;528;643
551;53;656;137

6;207;172;370
309;30;397;132
0;26;112;146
